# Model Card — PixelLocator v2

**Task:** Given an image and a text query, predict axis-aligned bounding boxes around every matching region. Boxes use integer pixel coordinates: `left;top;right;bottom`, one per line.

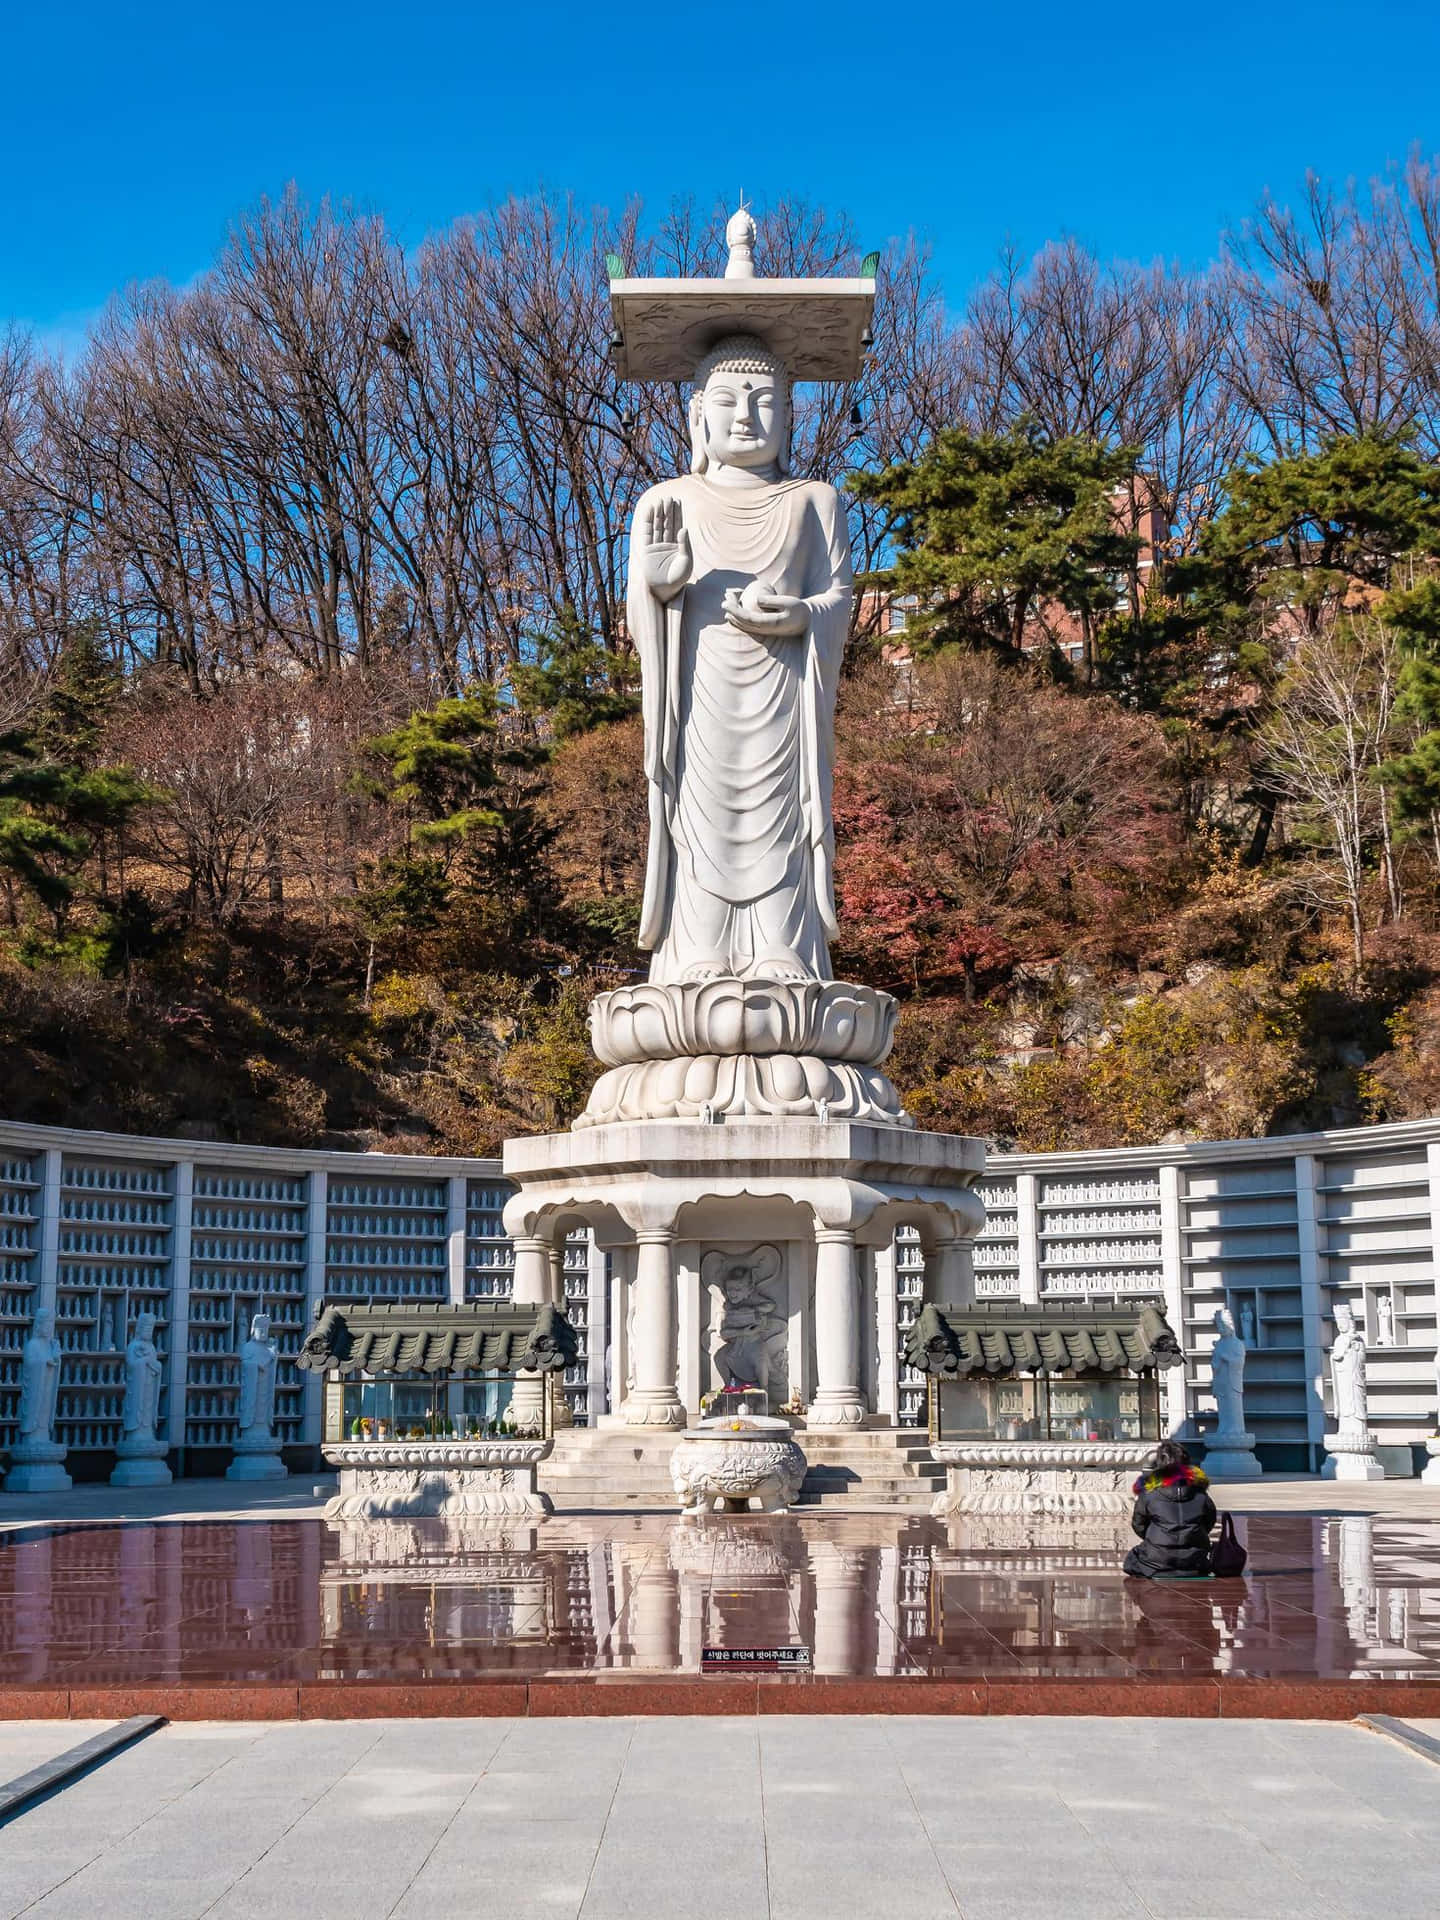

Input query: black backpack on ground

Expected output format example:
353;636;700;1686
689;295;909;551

1210;1512;1247;1577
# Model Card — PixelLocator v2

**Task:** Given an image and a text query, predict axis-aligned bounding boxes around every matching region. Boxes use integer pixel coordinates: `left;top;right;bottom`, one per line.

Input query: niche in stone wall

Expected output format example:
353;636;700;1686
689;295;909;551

701;1245;789;1405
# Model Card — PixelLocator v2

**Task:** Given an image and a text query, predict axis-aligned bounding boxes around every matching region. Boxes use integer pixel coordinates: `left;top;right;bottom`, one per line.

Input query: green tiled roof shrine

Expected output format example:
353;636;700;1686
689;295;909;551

904;1301;1183;1379
297;1300;577;1376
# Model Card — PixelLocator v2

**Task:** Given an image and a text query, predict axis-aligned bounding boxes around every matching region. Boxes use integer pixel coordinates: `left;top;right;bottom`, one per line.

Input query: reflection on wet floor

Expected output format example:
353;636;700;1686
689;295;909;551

2;1510;1440;1686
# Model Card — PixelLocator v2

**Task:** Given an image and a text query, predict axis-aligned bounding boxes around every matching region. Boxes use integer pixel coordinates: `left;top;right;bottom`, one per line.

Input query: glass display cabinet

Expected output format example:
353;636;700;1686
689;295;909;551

299;1299;578;1520
903;1299;1185;1530
707;1387;770;1421
931;1371;1161;1444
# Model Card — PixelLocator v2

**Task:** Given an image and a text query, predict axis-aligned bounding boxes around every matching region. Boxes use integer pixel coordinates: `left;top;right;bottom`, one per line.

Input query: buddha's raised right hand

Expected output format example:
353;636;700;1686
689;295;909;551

640;496;692;601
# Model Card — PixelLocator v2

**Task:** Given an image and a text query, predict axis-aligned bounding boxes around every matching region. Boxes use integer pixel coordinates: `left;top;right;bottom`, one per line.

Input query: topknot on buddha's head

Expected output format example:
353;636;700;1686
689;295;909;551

692;333;789;391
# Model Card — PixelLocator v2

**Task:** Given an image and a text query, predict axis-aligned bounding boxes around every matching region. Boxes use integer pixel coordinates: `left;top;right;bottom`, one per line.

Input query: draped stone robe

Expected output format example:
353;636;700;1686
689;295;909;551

630;474;851;984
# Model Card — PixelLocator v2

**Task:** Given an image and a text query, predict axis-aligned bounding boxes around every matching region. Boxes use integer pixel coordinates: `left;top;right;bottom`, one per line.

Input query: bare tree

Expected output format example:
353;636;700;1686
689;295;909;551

1224;163;1440;458
1261;616;1404;968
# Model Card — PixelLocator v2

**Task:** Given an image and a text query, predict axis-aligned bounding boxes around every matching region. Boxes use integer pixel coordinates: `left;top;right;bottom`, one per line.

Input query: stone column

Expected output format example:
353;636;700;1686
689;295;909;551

874;1239;899;1425
809;1228;865;1428
445;1174;468;1305
303;1168;328;1457
810;1542;870;1675
676;1245;702;1419
585;1235;608;1419
1015;1170;1041;1305
509;1235;551;1436
925;1236;974;1307
1158;1161;1186;1436
623;1230;685;1427
1295;1153;1327;1474
164;1158;193;1458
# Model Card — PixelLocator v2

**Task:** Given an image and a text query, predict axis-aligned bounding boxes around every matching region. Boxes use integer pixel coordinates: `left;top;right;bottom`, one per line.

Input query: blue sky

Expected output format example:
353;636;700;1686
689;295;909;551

5;0;1440;351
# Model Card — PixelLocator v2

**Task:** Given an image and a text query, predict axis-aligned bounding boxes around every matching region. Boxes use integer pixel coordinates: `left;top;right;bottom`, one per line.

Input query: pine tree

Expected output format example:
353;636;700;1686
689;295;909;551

851;420;1141;678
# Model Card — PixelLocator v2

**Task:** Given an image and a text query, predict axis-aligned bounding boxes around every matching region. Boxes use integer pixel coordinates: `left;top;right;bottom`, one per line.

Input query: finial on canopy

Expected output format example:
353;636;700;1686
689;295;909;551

725;204;757;280
607;197;873;382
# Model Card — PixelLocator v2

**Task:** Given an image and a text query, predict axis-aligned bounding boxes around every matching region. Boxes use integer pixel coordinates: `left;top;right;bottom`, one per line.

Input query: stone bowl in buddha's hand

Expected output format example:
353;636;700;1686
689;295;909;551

722;578;806;638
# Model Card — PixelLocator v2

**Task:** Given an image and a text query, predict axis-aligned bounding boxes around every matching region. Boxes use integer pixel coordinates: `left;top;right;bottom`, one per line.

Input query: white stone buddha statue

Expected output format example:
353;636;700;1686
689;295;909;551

237;1312;278;1438
577;207;905;1126
19;1307;62;1441
630;333;851;986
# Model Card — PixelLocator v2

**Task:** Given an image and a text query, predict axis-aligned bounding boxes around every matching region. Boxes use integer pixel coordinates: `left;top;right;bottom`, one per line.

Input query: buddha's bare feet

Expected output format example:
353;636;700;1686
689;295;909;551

680;956;735;984
746;949;813;983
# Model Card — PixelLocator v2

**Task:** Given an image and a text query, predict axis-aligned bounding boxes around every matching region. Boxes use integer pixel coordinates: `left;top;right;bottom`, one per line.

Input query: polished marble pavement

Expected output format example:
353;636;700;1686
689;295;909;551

3;1504;1440;1716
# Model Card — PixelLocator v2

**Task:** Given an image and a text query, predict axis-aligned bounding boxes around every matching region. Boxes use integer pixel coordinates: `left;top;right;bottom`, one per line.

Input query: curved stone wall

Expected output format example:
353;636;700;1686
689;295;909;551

2;1115;1436;1473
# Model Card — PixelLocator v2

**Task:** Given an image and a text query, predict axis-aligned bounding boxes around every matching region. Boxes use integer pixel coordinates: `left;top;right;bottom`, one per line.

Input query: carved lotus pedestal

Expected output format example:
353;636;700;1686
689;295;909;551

670;1418;807;1515
579;978;908;1127
322;1439;555;1520
226;1428;288;1482
929;1441;1152;1521
1199;1430;1263;1481
1321;1428;1384;1481
110;1435;172;1489
3;1438;71;1495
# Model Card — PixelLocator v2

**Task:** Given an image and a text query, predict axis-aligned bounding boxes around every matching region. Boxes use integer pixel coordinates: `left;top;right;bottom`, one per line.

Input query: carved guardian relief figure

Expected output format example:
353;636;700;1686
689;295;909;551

703;1245;787;1400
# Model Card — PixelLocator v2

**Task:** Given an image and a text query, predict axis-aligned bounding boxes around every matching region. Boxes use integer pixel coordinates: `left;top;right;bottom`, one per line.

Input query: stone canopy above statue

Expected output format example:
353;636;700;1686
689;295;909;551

608;206;876;382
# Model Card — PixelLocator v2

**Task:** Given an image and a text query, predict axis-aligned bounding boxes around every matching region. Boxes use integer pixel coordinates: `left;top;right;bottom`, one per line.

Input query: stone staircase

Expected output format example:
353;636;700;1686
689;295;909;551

536;1424;943;1513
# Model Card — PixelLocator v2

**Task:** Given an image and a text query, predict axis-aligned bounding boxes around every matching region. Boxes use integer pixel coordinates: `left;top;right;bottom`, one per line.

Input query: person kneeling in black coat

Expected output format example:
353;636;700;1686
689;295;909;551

1123;1439;1216;1579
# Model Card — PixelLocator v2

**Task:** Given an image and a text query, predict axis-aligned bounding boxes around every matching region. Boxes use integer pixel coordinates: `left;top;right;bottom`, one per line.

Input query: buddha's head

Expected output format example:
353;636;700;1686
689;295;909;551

690;333;791;477
251;1312;270;1341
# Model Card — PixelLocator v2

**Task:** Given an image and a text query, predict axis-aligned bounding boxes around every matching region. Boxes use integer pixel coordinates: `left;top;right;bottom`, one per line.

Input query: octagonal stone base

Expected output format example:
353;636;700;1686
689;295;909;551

930;1441;1152;1519
671;1419;808;1515
323;1439;554;1520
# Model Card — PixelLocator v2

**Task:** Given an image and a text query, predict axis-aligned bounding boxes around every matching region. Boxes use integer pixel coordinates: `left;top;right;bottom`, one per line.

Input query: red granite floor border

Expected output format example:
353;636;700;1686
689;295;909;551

4;1676;1440;1719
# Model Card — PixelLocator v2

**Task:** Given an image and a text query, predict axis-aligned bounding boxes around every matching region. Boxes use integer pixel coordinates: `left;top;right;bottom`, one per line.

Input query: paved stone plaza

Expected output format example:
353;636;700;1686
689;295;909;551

1;1715;1438;1918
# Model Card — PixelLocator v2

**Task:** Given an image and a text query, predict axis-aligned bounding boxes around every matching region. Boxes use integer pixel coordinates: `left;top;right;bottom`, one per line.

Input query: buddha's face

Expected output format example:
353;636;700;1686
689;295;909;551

699;368;787;470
